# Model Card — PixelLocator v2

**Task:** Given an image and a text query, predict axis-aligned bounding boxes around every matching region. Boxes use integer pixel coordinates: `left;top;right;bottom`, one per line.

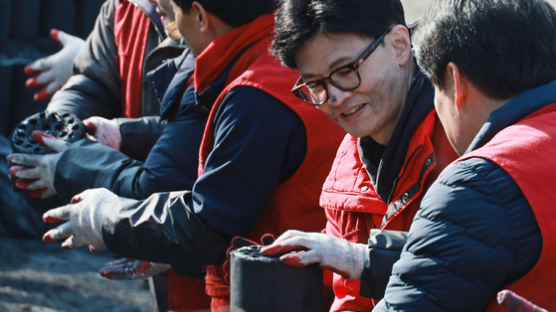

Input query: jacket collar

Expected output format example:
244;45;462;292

193;14;274;94
358;69;434;203
467;80;556;153
148;49;196;119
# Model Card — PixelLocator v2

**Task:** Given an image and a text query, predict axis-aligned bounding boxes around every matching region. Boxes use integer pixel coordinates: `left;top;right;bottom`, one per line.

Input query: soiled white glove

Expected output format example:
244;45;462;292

99;258;170;280
7;131;67;199
42;188;121;252
261;230;368;280
24;29;85;101
83;116;121;150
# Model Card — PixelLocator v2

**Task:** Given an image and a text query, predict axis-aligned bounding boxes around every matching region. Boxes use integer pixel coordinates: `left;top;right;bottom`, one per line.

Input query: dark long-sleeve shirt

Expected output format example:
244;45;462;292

100;84;306;276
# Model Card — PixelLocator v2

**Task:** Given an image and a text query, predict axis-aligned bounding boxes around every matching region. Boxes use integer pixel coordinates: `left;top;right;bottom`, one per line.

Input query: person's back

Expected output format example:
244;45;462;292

374;0;556;310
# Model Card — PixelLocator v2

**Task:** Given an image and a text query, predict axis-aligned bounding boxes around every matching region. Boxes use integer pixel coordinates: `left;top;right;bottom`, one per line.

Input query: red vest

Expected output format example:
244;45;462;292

115;3;211;310
320;112;457;311
114;0;150;118
193;15;344;310
460;103;556;311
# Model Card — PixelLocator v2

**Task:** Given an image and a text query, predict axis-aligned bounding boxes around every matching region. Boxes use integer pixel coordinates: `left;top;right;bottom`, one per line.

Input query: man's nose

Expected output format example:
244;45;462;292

326;83;351;107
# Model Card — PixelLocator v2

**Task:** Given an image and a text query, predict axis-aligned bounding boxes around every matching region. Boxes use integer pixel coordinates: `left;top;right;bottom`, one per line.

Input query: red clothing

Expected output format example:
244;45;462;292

321;111;456;311
114;0;150;118
194;15;344;311
167;270;211;312
114;2;210;310
461;103;556;311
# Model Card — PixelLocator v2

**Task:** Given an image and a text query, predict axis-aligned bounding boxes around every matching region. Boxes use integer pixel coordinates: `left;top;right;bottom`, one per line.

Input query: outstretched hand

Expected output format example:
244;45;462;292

7;131;67;198
42;188;120;252
260;230;368;280
24;29;85;101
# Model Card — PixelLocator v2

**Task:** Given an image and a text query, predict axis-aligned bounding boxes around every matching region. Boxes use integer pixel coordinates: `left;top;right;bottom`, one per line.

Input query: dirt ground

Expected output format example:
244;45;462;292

0;238;156;312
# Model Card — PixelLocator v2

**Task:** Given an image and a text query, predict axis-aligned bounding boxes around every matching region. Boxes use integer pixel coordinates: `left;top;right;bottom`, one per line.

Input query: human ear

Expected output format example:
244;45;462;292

387;25;411;66
191;2;208;32
446;62;467;110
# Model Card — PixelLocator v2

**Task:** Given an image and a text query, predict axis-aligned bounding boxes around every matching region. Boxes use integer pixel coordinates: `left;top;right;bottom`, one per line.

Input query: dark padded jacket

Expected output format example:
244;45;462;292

370;81;553;311
46;0;185;160
95;15;316;277
54;50;208;201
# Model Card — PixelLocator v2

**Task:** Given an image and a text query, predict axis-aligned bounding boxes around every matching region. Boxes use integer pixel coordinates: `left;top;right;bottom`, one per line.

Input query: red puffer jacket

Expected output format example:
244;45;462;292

321;110;456;311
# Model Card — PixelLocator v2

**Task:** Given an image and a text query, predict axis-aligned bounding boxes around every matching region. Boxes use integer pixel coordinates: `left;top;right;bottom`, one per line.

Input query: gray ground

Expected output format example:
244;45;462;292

0;238;156;312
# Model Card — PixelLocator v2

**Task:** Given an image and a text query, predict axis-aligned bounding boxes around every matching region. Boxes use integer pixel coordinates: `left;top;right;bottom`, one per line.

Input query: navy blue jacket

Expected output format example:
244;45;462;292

66;45;307;275
370;82;556;311
54;50;204;200
55;48;306;217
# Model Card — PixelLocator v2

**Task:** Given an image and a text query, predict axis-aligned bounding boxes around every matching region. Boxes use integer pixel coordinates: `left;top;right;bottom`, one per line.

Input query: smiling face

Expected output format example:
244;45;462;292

294;30;412;144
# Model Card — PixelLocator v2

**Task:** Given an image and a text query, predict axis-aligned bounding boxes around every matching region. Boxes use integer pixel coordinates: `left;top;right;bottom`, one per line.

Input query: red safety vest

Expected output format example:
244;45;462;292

320;112;456;311
460;103;556;311
114;2;211;310
193;15;344;311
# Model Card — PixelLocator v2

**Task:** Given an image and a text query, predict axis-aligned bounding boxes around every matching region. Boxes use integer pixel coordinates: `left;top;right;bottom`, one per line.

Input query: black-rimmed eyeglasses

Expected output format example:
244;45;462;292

291;29;390;106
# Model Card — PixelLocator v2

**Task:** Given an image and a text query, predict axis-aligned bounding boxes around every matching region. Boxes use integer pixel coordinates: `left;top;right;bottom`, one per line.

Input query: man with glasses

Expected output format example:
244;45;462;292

261;0;457;311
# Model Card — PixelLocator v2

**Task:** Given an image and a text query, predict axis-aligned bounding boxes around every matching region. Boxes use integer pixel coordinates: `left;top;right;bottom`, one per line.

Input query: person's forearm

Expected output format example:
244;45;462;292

102;191;230;277
117;116;166;160
360;229;408;299
47;75;121;119
54;139;145;200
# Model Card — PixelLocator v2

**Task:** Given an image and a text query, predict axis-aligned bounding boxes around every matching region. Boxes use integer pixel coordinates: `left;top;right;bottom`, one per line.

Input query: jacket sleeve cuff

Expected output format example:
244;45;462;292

360;229;408;299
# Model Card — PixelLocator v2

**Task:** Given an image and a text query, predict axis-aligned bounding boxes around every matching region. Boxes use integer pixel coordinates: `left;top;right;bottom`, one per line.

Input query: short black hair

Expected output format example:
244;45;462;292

414;0;556;100
273;0;406;68
171;0;276;27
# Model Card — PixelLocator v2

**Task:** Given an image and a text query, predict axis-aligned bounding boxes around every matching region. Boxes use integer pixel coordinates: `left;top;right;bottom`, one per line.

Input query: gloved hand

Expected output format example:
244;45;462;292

83;116;121;150
99;258;170;280
24;29;85;101
497;289;548;312
260;230;368;280
7;131;67;199
223;234;275;282
42;188;120;251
